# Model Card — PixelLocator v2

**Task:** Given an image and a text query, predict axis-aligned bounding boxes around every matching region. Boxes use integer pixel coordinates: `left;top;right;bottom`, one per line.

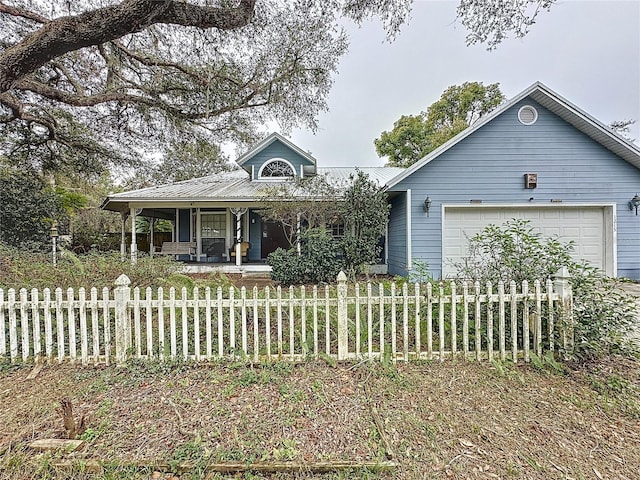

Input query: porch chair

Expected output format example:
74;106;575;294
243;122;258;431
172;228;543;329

229;241;251;262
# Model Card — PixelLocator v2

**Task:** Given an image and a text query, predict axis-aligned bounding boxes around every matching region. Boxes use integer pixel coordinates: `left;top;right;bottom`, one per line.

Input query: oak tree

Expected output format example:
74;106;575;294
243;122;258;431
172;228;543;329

375;81;505;167
1;1;554;176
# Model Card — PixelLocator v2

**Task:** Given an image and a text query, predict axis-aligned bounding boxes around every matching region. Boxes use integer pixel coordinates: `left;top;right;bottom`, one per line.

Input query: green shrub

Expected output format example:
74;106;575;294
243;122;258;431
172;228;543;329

268;228;344;284
571;268;638;359
267;247;302;286
454;219;573;285
454;219;638;360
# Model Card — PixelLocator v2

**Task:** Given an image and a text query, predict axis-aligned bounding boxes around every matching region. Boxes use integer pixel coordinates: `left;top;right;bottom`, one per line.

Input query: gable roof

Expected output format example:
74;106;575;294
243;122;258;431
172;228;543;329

385;82;640;189
236;132;318;167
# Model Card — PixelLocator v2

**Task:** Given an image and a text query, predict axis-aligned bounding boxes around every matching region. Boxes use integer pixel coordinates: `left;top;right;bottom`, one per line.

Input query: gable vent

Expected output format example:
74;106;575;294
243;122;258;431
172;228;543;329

518;105;538;125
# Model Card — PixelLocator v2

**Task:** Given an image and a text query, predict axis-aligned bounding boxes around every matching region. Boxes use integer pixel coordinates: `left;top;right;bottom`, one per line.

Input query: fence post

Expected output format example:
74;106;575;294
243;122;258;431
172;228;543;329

114;274;132;365
337;271;348;360
553;267;573;357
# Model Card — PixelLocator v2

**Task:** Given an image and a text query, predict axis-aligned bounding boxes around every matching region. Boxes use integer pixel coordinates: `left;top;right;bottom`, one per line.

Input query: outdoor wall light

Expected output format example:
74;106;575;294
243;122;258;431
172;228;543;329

423;196;432;216
629;194;640;215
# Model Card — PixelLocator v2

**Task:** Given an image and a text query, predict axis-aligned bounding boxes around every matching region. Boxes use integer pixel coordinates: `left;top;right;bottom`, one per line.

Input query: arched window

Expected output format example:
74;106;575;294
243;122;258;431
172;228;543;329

259;159;295;179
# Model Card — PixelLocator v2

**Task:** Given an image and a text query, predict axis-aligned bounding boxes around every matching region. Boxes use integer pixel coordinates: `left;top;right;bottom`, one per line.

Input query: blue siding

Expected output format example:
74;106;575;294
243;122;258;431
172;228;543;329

387;193;408;276
178;209;191;241
177;208;191;261
248;209;262;261
241;140;314;180
388;99;640;279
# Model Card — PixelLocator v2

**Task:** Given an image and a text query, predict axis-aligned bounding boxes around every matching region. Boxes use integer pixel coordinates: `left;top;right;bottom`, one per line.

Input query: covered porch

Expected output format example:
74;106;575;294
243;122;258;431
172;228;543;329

104;202;292;268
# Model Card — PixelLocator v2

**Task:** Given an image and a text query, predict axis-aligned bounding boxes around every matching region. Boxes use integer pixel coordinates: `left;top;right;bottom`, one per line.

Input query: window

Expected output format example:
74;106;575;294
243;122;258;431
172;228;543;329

328;223;345;239
201;213;226;239
201;212;227;257
259;159;295;178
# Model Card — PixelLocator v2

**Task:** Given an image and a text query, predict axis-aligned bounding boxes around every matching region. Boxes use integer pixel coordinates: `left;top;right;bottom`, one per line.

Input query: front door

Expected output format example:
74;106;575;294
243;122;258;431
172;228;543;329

261;220;291;259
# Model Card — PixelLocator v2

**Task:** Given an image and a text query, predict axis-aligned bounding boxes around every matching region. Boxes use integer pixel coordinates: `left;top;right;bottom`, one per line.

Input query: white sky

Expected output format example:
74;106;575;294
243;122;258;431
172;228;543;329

278;0;640;167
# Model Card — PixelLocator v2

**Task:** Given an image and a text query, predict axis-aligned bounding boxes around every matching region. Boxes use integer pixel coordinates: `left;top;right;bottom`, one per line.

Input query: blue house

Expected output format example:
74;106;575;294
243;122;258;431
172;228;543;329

101;133;401;267
384;82;640;280
102;82;640;279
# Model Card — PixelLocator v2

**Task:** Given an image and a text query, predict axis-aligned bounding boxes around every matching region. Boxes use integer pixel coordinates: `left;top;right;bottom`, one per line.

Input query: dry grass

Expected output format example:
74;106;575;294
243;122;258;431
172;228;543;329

0;356;638;479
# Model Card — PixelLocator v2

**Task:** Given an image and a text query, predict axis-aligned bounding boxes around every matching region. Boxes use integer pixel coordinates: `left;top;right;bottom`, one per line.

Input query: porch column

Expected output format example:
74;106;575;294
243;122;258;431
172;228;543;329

196;208;202;262
130;207;138;264
173;209;178;241
230;207;247;266
149;218;155;258
120;211;128;262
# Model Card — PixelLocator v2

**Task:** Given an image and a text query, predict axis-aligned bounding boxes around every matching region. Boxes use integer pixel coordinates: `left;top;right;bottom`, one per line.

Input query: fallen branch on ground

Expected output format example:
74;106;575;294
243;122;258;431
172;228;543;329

50;459;398;474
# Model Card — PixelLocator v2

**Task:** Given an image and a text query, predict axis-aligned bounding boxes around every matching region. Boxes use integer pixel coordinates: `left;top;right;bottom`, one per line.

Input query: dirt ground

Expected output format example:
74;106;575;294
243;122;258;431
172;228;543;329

1;356;639;479
1;274;639;479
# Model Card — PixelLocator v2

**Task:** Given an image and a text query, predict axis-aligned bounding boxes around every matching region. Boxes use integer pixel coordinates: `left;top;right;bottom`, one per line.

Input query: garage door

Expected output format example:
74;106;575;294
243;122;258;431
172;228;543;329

442;205;612;278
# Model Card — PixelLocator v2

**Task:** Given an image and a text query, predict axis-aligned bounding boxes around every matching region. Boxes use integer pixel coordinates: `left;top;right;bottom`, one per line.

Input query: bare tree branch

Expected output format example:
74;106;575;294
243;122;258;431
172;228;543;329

0;2;48;24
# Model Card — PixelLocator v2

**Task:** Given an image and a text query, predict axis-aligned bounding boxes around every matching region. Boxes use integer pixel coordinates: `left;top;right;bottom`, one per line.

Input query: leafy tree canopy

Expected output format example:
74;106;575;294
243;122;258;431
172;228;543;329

340;170;390;276
1;1;554;178
375;81;505;167
126;137;235;189
0;164;67;249
259;174;341;246
265;170;390;282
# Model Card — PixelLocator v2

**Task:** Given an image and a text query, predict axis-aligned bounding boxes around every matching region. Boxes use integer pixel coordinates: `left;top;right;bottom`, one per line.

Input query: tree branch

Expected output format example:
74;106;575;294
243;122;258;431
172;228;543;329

14;77;154;108
0;0;256;93
0;2;48;24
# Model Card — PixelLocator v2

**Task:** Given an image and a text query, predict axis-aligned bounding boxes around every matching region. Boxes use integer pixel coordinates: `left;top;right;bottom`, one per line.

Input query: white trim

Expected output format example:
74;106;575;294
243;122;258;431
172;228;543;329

196;208;203;261
517;105;538;125
406;189;412;271
173;209;177;241
226;210;232;258
257;157;297;179
609;205;618;277
130;207;137;264
236;132;318;167
441;202;617;209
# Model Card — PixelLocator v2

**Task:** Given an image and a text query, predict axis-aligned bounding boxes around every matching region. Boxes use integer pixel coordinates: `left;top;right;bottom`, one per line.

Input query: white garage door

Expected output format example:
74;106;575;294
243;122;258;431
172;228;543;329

442;205;613;278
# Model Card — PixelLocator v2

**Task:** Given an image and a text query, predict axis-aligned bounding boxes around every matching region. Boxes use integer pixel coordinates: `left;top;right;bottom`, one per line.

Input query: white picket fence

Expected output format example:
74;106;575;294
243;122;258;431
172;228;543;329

0;270;573;366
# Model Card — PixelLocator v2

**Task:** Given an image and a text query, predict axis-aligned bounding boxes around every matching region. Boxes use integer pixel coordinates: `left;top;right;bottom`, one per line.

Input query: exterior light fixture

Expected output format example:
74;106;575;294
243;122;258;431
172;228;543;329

629;194;640;215
423;196;432;216
50;221;59;266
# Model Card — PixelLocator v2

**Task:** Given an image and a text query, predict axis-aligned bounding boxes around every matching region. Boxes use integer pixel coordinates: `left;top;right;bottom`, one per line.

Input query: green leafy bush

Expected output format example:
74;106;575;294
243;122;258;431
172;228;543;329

267;247;302;286
268;228;344;285
455;219;638;360
0;167;67;250
454;219;573;285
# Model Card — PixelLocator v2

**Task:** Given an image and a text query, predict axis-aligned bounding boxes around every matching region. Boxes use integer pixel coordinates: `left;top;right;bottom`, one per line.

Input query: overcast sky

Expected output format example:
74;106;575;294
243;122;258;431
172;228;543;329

277;0;640;167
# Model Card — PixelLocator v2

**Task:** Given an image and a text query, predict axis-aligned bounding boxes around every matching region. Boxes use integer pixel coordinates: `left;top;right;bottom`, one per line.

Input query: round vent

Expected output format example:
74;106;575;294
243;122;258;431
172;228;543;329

518;105;538;125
